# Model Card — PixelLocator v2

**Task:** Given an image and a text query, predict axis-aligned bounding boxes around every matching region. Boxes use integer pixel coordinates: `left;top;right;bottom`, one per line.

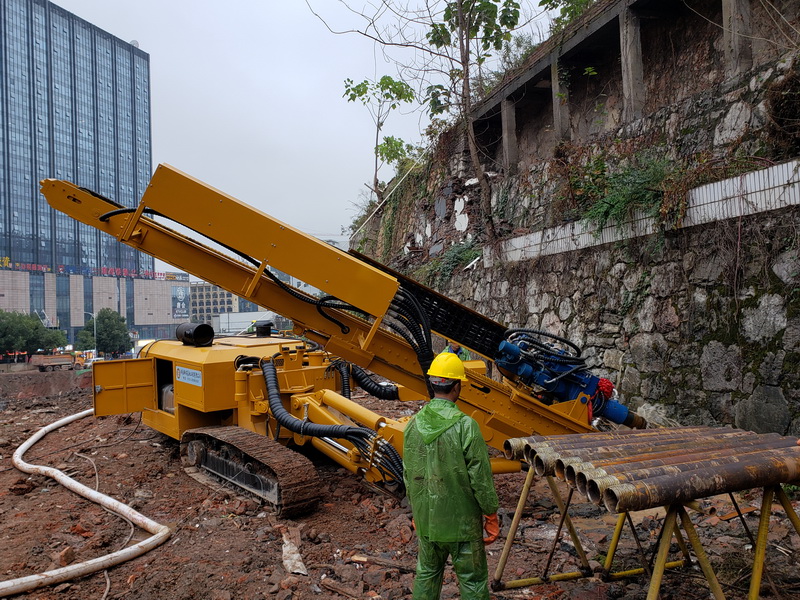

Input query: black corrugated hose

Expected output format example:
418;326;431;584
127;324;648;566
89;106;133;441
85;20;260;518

349;364;399;400
329;360;352;399
260;358;403;484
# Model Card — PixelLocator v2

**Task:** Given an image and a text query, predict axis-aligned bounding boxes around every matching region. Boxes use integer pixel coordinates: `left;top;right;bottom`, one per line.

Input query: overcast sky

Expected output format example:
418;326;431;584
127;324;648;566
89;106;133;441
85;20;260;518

53;0;429;245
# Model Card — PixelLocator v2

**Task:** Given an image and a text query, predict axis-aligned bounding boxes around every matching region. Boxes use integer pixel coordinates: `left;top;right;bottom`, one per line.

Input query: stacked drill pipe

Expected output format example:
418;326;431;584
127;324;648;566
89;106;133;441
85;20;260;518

504;427;800;513
504;427;712;475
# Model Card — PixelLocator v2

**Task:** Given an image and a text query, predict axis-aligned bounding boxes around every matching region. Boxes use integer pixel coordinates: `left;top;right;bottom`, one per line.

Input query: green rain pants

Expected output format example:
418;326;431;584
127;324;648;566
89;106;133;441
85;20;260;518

412;535;489;600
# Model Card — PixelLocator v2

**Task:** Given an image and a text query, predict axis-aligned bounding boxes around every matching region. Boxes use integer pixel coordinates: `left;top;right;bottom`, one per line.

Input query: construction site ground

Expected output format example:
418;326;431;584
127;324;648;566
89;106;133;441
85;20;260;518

1;370;799;600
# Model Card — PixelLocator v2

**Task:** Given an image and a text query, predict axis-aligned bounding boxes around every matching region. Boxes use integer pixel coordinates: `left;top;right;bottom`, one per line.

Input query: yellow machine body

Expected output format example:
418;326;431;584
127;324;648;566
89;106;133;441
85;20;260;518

93;332;409;484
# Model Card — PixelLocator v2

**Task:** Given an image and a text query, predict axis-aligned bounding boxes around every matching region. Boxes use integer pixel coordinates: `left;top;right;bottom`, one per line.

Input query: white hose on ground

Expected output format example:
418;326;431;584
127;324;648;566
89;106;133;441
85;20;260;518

0;408;172;597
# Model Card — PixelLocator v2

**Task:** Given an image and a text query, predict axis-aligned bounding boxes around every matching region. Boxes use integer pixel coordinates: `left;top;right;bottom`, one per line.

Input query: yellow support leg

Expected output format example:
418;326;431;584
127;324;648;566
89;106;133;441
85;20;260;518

677;506;726;600
546;476;591;571
625;512;653;579
493;467;536;588
646;505;678;600
776;485;800;537
607;561;685;581
748;486;775;600
502;560;688;590
603;512;627;575
501;570;586;589
672;524;692;564
497;487;692;593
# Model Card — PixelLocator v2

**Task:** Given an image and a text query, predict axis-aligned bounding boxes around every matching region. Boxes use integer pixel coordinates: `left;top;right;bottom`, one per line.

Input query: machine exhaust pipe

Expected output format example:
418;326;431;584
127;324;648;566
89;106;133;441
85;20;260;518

176;322;214;347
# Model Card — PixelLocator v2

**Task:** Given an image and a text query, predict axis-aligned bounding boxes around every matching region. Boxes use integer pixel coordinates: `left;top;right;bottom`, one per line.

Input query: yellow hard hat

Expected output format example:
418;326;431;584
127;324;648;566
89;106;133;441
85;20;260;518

427;352;468;381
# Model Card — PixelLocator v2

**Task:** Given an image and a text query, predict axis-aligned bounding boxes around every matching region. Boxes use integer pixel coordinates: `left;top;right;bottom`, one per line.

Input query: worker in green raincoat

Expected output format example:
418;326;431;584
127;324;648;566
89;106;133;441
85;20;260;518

403;352;500;600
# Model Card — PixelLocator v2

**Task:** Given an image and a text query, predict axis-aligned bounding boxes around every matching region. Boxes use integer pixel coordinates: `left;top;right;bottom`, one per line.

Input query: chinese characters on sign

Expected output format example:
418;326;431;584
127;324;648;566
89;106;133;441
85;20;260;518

172;286;189;319
0;257;190;282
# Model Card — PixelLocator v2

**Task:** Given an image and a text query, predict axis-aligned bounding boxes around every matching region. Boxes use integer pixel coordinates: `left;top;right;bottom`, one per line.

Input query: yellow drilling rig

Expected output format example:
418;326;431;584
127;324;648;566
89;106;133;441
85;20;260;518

41;164;644;517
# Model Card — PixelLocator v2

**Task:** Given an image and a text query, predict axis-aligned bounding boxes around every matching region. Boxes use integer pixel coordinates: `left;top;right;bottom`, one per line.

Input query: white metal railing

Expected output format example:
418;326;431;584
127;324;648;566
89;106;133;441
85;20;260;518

486;159;800;266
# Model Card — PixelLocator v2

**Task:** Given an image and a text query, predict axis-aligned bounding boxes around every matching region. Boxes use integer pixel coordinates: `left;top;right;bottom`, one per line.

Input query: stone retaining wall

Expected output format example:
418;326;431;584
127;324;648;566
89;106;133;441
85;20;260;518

440;205;800;433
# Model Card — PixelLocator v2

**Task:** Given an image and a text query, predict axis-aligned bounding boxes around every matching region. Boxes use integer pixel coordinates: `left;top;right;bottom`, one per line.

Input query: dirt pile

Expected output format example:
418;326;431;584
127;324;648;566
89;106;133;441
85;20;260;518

0;370;90;408
1;372;799;599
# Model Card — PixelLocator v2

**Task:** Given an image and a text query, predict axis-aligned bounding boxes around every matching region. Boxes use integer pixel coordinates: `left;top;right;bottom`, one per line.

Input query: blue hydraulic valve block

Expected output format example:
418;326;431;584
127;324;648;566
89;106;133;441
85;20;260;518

495;339;643;428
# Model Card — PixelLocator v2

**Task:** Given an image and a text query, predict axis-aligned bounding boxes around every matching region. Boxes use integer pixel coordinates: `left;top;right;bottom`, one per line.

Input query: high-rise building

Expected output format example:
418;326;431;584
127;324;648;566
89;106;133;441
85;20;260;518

0;0;186;343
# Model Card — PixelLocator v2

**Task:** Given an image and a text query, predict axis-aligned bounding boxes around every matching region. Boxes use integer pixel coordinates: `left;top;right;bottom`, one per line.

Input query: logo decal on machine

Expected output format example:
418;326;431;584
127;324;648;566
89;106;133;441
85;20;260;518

176;366;202;387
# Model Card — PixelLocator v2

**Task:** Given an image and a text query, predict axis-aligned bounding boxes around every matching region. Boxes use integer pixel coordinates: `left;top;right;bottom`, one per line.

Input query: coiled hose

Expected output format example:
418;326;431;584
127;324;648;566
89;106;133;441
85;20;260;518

0;409;171;597
505;328;588;383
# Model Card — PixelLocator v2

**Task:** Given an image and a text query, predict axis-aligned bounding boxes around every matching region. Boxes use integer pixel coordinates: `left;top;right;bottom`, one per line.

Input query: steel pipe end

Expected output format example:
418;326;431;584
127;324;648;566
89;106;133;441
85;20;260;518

603;482;637;514
503;437;527;460
527;447;555;467
523;444;535;463
586;475;621;505
576;467;607;496
533;454;557;476
554;456;583;482
566;462;595;487
525;444;553;461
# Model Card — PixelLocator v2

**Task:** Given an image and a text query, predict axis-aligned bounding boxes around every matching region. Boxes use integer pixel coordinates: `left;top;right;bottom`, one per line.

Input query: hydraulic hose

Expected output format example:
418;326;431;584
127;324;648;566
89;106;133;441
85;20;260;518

397;289;432;349
391;292;433;359
389;288;434;396
0;409;171;598
384;320;423;356
99;206;165;223
505;328;583;359
260;359;404;484
261;359;370;441
81;187;124;208
386;311;426;358
350;364;399;400
378;440;405;478
302;339;323;352
330;360;352;399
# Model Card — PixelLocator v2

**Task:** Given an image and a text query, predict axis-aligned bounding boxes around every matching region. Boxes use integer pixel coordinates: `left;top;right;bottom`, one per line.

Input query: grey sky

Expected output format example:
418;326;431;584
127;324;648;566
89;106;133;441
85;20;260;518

53;0;426;244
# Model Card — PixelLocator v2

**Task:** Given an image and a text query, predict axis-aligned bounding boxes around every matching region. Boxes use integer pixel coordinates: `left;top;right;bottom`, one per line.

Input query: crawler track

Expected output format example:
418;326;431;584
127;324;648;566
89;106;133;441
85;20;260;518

180;426;321;518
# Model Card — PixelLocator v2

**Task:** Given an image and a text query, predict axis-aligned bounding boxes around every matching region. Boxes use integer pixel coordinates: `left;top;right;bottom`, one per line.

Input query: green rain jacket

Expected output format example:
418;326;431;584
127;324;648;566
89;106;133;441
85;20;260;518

403;397;499;542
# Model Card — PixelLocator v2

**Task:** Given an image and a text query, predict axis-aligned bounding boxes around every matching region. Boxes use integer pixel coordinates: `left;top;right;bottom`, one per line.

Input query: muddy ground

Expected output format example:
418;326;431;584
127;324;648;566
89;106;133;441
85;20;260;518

1;370;799;600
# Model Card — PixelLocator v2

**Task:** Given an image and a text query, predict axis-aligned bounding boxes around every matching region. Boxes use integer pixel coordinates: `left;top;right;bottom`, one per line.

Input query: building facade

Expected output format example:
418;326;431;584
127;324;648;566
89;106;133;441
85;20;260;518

0;0;184;342
190;282;261;325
